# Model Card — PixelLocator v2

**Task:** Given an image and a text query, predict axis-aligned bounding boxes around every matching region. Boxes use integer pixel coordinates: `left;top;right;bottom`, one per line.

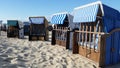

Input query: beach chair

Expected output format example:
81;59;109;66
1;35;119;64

7;20;24;39
50;12;73;49
29;16;48;41
72;1;120;67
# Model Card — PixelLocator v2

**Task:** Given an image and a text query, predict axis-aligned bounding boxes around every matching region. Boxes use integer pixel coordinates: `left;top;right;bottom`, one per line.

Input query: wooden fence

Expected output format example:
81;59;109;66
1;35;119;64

51;27;70;49
72;22;105;66
72;26;120;66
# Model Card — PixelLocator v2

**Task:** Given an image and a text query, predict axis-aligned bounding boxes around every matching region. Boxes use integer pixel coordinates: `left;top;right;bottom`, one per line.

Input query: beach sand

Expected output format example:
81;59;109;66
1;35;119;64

0;31;120;68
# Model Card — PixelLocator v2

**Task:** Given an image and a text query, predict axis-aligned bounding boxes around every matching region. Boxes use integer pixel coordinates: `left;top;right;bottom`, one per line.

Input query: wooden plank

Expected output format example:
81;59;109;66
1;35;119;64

97;25;101;52
79;23;87;57
78;23;81;44
51;30;56;45
81;24;84;45
99;35;106;67
75;31;104;34
79;45;87;56
93;23;96;50
61;40;66;47
85;23;88;47
66;31;70;49
73;32;79;54
86;24;92;58
38;37;44;40
32;36;37;40
88;21;98;63
54;26;70;49
56;39;59;45
94;25;101;63
53;29;69;31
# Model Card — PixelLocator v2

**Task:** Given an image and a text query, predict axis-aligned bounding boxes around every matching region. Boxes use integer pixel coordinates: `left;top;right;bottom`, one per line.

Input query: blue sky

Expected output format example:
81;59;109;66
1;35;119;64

0;0;119;23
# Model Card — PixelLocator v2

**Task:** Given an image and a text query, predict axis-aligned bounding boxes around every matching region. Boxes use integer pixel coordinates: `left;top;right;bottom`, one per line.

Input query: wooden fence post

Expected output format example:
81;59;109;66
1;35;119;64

51;30;56;45
66;31;70;49
73;32;79;54
99;34;106;67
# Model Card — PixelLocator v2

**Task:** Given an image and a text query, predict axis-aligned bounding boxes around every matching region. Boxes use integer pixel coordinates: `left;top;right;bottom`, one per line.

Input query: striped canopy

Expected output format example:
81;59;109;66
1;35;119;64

51;13;67;24
7;20;18;26
29;17;44;24
73;1;103;23
73;1;120;33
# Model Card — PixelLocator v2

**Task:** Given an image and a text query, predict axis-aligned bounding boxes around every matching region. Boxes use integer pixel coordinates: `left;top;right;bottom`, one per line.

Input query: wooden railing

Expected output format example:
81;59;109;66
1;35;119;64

51;27;70;49
72;30;106;66
73;28;120;67
73;30;104;52
54;27;69;41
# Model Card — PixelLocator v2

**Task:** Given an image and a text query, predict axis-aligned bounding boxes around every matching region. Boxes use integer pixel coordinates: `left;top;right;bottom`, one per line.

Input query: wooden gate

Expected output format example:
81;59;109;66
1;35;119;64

72;22;106;66
73;30;106;65
72;22;120;66
52;26;70;49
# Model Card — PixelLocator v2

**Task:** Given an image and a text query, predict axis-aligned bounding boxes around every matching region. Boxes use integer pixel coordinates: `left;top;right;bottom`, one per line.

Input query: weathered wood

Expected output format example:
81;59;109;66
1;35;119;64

99;35;106;67
85;24;88;45
66;31;70;49
75;31;104;34
56;39;60;45
51;30;56;45
86;25;91;58
29;17;48;41
73;20;107;67
73;32;79;54
54;27;70;49
79;45;87;56
81;24;84;45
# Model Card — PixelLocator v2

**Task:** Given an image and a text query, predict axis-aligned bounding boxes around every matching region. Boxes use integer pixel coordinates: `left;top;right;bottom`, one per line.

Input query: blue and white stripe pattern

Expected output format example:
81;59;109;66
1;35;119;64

51;14;67;24
29;17;44;24
73;4;99;23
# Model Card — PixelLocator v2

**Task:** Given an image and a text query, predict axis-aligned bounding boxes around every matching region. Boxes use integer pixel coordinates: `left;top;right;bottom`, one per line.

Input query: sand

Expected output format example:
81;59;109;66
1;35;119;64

0;31;120;68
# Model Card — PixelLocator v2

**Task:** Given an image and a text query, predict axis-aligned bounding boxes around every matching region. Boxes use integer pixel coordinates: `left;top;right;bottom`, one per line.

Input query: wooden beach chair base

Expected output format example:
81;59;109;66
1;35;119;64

29;35;45;41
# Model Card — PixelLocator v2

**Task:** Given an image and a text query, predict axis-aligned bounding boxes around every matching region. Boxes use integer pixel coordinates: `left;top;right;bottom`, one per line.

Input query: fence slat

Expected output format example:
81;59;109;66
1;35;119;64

93;24;96;50
73;32;79;54
82;24;84;46
87;24;92;57
85;24;88;47
97;25;101;52
75;31;104;34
